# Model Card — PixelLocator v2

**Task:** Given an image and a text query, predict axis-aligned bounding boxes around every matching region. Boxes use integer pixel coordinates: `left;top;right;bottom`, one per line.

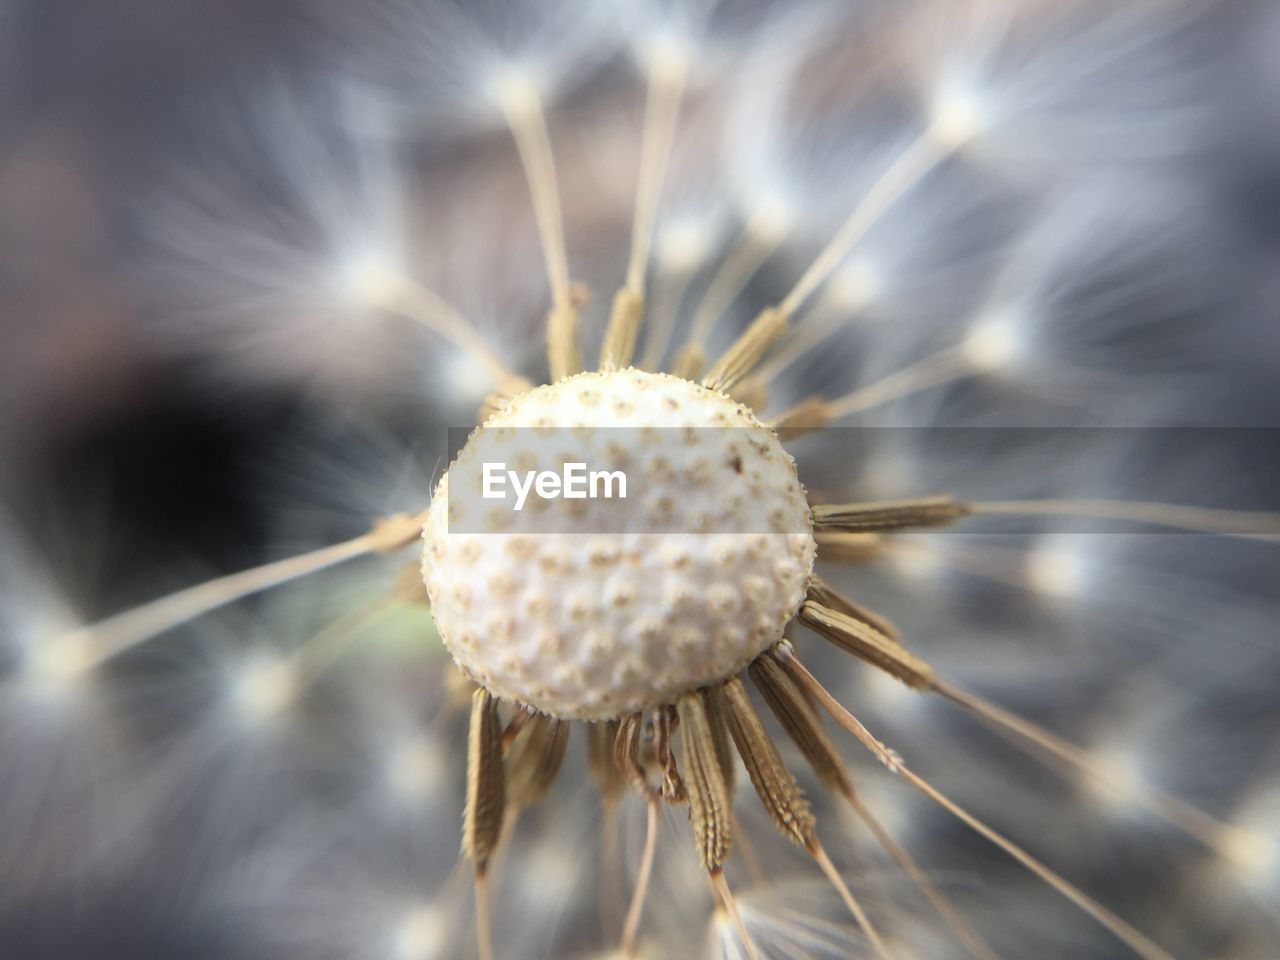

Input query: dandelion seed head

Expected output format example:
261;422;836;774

422;370;815;719
13;1;1277;956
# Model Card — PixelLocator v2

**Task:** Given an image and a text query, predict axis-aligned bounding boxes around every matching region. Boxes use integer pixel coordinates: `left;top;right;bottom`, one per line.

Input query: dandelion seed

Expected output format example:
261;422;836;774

316;0;620;130
898;0;1216;174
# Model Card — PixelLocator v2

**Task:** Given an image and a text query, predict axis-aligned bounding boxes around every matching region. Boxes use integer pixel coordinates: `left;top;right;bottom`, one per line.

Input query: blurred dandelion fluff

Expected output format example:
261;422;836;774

4;0;1280;959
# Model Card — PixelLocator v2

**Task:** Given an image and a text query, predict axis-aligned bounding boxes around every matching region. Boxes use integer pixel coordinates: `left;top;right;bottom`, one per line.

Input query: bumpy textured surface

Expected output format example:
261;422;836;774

421;369;816;720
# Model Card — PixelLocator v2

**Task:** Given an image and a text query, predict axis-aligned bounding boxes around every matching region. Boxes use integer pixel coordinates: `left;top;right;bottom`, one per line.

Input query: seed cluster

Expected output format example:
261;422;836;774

421;369;816;720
